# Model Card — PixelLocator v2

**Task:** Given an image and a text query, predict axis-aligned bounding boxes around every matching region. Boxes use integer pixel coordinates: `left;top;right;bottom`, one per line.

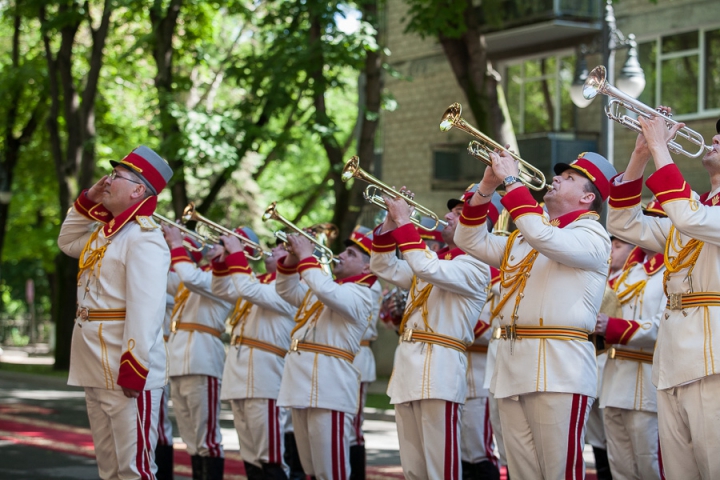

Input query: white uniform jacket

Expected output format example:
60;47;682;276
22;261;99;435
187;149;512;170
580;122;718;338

600;249;665;412
608;164;720;390
353;290;382;383
165;270;180;341
482;270;502;390
167;247;232;379
275;256;380;415
211;251;297;400
455;187;609;399
370;223;490;405
58;192;169;391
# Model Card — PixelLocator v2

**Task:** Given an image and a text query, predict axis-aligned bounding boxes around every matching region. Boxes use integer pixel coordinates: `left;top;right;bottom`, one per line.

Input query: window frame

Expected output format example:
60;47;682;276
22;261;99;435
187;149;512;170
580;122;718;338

638;25;720;121
500;49;576;135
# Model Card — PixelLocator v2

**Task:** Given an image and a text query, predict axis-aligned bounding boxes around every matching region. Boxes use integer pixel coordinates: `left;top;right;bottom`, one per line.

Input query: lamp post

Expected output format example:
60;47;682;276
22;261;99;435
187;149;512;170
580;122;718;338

570;0;646;166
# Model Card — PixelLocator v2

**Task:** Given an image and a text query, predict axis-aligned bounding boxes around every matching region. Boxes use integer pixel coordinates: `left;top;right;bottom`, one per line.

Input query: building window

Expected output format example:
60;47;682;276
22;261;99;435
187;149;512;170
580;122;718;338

503;54;576;135
638;27;720;118
431;145;485;190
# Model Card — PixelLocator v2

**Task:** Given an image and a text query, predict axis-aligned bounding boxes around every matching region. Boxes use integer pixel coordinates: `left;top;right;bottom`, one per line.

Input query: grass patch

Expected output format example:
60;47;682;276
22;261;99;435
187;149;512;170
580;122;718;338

0;362;69;379
366;393;393;410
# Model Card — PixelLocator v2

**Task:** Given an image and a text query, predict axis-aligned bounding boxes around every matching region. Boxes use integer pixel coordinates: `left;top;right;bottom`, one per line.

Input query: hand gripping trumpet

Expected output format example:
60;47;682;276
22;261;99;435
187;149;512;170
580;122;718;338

182;202;267;261
341;155;448;231
582;65;711;159
440;103;552;192
261;202;338;265
153;213;208;252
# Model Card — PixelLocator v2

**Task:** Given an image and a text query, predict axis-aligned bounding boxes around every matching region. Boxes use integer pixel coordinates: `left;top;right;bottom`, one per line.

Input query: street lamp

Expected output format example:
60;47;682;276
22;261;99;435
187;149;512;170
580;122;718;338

569;0;646;166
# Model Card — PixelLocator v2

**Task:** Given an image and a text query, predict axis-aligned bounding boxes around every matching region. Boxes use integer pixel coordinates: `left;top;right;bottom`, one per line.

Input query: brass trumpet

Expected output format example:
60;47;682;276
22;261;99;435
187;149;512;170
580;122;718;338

262;202;337;265
341;156;448;231
153;213;208;252
440;103;551;192
583;65;711;159
182;203;266;261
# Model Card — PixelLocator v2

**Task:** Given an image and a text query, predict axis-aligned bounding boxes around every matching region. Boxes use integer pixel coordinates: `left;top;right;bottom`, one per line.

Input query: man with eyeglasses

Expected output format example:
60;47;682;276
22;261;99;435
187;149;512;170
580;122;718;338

58;146;173;480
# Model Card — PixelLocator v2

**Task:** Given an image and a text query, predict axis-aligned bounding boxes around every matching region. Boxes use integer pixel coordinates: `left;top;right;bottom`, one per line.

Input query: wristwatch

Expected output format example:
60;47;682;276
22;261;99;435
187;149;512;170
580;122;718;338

503;175;519;187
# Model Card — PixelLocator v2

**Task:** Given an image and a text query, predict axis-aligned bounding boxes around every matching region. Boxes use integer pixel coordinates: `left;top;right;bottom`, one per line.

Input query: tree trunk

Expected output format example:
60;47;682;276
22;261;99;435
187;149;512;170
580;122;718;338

41;0;113;369
437;0;517;151
150;0;187;218
340;0;382;239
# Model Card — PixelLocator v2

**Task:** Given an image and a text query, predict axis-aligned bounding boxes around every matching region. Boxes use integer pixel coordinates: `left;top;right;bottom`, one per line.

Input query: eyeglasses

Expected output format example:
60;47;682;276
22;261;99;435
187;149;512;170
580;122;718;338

108;170;143;185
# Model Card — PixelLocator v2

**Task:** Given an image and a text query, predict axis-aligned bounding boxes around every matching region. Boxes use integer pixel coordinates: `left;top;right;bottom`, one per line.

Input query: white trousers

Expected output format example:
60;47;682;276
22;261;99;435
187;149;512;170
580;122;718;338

498;392;593;480
349;382;369;447
85;387;162;480
657;374;720;480
603;407;662;480
169;375;223;457
585;401;607;449
157;384;173;447
460;396;497;465
488;394;508;466
230;398;286;467
395;399;462;480
291;407;353;480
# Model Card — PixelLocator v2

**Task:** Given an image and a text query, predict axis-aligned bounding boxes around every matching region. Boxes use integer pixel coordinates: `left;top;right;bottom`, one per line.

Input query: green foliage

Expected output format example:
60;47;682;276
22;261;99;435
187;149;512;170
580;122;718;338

0;0;384;319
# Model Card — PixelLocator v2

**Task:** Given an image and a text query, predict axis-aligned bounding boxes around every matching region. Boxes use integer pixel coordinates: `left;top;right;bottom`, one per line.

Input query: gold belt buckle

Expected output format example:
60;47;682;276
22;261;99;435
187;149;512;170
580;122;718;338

401;328;414;343
492;327;502;340
608;347;617;359
290;338;299;352
668;293;683;310
77;307;89;321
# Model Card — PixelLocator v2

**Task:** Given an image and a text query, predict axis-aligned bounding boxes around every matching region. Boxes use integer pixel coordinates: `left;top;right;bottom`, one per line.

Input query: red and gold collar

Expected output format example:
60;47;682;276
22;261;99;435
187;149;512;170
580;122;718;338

548;209;597;229
337;273;378;287
621;246;645;271
102;196;157;238
700;191;720;207
436;247;465;260
258;272;276;284
643;252;664;275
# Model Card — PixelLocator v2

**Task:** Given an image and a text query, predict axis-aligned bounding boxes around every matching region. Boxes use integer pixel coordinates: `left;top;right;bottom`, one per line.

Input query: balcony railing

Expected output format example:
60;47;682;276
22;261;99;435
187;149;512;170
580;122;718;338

478;0;602;34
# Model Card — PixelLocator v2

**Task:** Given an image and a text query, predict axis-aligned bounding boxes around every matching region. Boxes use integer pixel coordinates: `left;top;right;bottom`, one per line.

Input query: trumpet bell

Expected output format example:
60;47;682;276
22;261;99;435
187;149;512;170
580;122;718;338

440;103;462;132
582;65;606;101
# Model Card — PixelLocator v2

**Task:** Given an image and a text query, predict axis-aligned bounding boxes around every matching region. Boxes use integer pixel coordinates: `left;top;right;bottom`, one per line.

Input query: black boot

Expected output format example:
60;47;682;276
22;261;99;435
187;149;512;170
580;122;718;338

283;432;306;480
476;460;500;480
204;457;224;480
462;460;500;480
244;461;265;480
154;444;174;480
262;462;289;480
349;445;366;480
190;455;203;480
592;446;613;480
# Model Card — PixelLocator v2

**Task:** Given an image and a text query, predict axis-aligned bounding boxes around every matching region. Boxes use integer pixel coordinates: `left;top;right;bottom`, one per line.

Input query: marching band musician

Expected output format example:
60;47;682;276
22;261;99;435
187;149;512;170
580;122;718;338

156;253;186;480
57;146;173;479
607;114;720;478
370;185;490;480
455;149;616;479
162;224;233;480
586;233;636;480
461;192;504;480
347;226;381;480
211;229;295;480
275;228;380;480
595;200;667;480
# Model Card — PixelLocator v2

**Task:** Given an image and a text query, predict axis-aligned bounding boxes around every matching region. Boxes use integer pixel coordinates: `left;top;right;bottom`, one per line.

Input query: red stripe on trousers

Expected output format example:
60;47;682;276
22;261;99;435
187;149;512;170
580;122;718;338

206;377;220;457
565;394;589;480
268;399;277;463
332;411;339;480
444;402;459;480
275;402;281;463
484;400;498;468
135;391;152;479
339;411;346;480
158;390;167;445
